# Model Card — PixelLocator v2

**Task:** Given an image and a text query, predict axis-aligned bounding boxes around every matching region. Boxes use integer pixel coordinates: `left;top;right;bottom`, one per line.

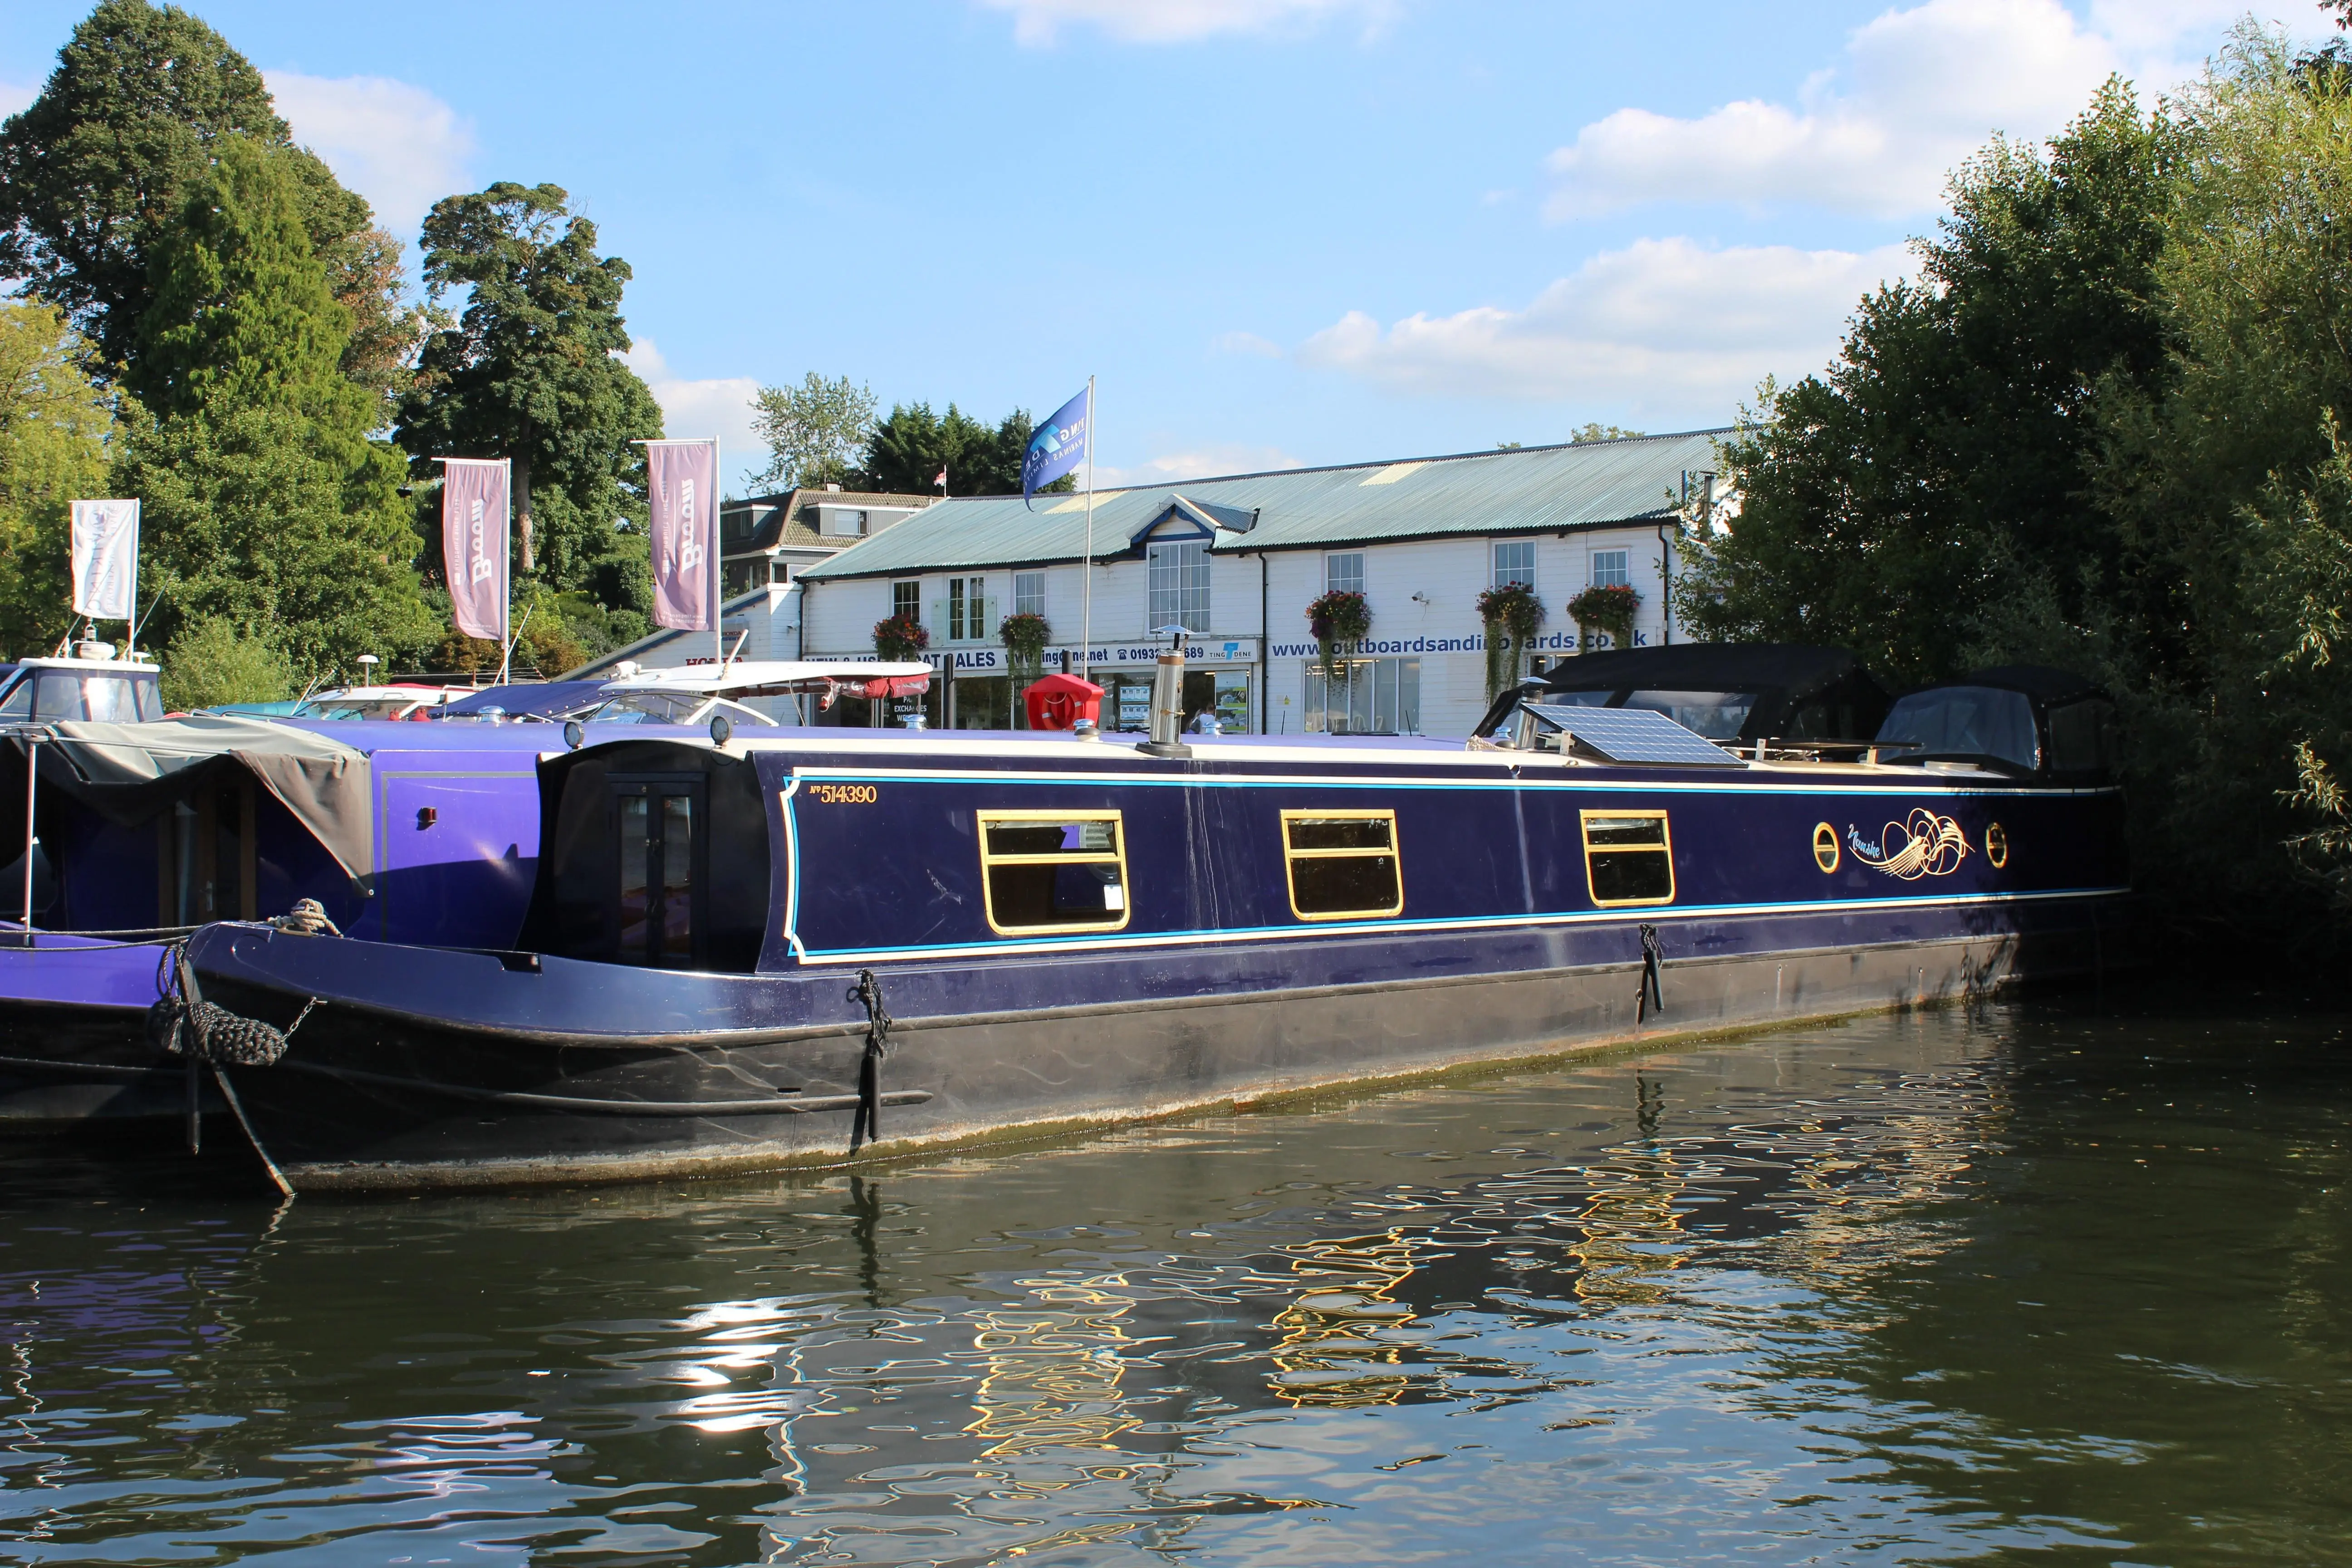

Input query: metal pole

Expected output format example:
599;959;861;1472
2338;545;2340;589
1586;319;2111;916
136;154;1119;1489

713;437;724;668
18;734;35;946
1079;376;1096;686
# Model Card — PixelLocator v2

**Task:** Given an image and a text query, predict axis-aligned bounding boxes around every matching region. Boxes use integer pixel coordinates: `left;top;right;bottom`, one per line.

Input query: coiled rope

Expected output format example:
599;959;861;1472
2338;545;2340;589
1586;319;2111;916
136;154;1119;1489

847;968;893;1153
1635;922;1665;1024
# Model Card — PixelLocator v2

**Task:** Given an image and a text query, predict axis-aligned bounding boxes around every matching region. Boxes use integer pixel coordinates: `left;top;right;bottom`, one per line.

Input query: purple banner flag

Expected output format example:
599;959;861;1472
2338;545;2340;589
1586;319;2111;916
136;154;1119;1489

440;459;510;642
647;441;718;631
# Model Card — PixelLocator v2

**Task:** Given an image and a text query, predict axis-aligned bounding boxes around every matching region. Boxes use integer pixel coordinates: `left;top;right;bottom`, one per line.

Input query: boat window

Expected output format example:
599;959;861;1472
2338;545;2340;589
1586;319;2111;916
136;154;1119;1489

613;777;703;966
34;671;162;723
0;677;27;721
977;811;1130;935
1620;689;1756;740
1581;810;1675;906
1281;810;1403;920
2046;698;2116;774
1876;686;2040;772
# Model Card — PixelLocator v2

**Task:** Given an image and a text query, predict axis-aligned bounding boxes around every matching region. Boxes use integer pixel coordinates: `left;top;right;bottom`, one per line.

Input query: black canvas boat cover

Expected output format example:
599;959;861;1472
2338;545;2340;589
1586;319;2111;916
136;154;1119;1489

1477;643;1891;744
5;717;373;882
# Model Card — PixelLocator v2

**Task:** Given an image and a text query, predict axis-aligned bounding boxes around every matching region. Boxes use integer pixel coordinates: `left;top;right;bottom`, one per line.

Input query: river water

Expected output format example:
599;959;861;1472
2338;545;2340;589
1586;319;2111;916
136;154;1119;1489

1;994;2347;1566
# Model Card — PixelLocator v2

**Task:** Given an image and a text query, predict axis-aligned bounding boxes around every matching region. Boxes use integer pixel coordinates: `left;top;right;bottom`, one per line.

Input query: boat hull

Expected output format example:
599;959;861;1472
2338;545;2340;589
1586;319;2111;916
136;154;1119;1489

0;938;213;1127
188;893;2128;1191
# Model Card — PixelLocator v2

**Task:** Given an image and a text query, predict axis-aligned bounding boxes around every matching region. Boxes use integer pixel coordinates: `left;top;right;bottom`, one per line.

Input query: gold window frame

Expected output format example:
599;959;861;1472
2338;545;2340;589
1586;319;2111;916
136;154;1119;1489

975;808;1132;937
1579;808;1676;908
1279;808;1405;921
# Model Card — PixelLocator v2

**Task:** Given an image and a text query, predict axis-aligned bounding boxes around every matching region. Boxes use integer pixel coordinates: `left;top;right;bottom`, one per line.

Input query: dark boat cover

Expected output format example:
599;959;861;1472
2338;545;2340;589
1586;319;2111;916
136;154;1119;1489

5;718;374;881
1479;643;1891;744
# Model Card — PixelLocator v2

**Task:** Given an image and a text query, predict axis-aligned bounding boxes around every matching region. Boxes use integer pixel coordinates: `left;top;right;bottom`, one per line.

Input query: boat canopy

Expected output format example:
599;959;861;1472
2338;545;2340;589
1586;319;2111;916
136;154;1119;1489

1875;666;2116;782
1474;644;1890;745
0;656;164;725
4;716;375;882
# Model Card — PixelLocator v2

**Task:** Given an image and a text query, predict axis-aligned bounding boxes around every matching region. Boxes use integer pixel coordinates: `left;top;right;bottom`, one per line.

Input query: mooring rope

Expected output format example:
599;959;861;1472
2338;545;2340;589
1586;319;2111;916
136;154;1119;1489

847;968;893;1153
1635;922;1665;1024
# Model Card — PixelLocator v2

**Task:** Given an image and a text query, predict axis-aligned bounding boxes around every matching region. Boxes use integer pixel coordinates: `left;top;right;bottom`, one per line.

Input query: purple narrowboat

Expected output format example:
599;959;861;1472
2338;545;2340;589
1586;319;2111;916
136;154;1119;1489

180;663;2135;1191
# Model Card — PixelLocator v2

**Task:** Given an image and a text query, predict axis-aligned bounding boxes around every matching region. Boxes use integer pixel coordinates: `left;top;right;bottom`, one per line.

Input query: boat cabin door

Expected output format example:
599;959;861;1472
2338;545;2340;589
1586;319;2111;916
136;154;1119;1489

611;774;707;968
159;780;256;924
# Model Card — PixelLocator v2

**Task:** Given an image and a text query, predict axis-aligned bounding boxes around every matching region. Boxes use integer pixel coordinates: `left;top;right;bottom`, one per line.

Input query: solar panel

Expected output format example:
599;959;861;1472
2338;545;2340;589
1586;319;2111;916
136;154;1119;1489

1521;703;1745;767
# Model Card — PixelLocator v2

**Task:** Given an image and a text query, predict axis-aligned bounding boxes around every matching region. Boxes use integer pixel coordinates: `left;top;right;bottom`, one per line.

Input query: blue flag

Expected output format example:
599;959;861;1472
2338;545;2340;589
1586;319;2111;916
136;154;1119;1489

1022;384;1090;509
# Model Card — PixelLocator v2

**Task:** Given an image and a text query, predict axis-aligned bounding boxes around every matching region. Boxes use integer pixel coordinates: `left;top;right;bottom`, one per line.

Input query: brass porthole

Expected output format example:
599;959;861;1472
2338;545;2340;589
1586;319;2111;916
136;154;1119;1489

1812;821;1840;873
1986;822;2009;869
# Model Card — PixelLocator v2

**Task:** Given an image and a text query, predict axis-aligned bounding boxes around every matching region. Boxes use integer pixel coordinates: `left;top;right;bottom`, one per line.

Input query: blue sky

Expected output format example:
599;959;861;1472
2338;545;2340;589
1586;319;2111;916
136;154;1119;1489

0;0;2323;492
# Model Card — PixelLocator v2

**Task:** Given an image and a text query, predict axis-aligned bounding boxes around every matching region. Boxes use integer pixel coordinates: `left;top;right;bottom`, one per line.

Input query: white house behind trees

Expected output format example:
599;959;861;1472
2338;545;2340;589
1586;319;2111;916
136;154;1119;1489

787;431;1726;738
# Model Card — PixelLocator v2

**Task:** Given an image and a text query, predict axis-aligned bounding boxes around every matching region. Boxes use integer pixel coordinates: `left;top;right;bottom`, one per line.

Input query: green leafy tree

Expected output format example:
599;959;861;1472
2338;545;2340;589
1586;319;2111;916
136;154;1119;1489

0;301;117;659
1568;423;1643;443
397;181;662;599
750;372;875;490
0;0;415;402
1676;80;2183;689
112;137;433;674
158;615;293;710
856;401;1073;495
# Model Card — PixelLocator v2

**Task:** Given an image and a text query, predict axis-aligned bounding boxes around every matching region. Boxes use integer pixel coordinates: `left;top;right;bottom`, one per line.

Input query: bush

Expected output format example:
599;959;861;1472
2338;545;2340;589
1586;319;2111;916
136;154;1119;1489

160;617;295;711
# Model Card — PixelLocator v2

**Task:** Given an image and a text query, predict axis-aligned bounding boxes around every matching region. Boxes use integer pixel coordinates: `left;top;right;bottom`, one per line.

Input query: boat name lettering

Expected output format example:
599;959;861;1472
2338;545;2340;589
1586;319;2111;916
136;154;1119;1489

1847;809;1970;879
811;783;878;805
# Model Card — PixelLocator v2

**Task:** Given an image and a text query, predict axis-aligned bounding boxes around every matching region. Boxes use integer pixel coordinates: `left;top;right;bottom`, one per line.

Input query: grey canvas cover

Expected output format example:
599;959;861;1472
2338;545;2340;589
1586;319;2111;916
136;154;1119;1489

8;717;373;882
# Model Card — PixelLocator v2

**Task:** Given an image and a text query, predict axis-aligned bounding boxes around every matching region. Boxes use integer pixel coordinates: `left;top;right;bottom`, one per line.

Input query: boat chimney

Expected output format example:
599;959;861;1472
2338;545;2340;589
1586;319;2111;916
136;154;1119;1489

1139;626;1193;759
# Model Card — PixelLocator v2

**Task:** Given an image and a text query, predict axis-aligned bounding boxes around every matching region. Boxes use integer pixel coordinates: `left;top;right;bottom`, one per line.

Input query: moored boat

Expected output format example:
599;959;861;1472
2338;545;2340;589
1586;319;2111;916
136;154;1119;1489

182;663;2135;1191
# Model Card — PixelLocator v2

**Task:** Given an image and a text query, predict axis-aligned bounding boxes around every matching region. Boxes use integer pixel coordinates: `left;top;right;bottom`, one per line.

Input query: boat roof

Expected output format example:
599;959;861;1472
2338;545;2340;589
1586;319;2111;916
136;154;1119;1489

5;656;160;675
1535;643;1870;696
599;660;933;696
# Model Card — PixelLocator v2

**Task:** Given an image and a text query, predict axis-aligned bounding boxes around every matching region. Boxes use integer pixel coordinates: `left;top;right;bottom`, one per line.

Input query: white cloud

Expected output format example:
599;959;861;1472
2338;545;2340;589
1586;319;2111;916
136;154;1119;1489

977;0;1392;46
265;71;473;234
622;339;767;489
1298;236;1916;408
1210;329;1282;357
1542;0;2277;220
1093;443;1304;489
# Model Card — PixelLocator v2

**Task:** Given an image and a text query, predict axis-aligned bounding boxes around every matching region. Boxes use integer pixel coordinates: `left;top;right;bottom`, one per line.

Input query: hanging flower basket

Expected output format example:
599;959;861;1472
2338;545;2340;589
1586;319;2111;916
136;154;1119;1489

1305;589;1371;685
1567;583;1641;650
873;613;930;662
998;611;1052;706
1475;582;1545;699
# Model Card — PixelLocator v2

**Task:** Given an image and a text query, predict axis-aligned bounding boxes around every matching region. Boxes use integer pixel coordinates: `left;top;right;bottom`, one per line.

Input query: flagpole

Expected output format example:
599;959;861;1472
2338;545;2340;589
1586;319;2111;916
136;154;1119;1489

499;458;514;684
712;436;723;667
1079;376;1096;687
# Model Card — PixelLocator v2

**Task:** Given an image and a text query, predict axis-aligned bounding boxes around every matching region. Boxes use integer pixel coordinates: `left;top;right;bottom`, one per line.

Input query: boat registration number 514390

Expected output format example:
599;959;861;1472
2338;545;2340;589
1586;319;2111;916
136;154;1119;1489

809;783;878;805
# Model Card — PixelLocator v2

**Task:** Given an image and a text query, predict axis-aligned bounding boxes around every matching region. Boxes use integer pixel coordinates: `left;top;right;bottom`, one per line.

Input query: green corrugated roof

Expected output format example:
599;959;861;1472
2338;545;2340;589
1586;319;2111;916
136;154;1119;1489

798;429;1728;581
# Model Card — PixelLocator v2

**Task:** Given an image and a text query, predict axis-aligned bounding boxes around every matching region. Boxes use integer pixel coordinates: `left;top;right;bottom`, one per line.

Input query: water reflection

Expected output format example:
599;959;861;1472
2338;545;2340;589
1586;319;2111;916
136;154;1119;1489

0;997;2346;1563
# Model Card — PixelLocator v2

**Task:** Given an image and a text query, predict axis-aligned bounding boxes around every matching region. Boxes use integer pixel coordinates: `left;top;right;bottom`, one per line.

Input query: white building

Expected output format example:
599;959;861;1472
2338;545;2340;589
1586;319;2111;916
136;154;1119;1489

789;431;1725;736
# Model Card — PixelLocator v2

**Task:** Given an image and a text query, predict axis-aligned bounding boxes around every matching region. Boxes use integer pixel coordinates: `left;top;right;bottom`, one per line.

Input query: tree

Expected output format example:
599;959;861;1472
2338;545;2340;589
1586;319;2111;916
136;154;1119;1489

112;137;433;673
0;0;413;401
0;302;117;658
750;372;875;490
1676;80;2182;689
158;615;293;710
1568;423;1643;443
397;181;662;597
855;401;1073;495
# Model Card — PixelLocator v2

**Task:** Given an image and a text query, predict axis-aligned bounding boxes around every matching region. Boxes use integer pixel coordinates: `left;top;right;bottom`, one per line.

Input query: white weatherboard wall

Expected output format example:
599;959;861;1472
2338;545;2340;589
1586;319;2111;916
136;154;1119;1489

801;521;1682;739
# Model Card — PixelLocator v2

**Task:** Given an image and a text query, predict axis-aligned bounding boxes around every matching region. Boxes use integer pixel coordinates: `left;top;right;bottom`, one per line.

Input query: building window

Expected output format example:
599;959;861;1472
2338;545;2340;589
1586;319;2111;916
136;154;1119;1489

892;580;921;624
977;811;1130;934
824;508;868;537
1304;657;1420;735
947;575;989;641
1147;540;1210;633
1324;551;1364;596
1590;548;1632;590
1281;809;1403;921
1493;539;1535;590
1014;571;1045;618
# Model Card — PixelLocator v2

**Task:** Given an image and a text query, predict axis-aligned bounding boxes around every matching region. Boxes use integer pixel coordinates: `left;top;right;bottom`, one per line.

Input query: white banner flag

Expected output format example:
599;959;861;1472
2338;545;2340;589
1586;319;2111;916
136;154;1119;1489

70;499;140;621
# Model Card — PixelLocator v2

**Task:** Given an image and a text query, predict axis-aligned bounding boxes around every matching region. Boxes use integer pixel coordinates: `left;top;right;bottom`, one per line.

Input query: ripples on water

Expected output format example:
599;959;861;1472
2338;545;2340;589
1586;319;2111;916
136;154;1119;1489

2;996;2349;1566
